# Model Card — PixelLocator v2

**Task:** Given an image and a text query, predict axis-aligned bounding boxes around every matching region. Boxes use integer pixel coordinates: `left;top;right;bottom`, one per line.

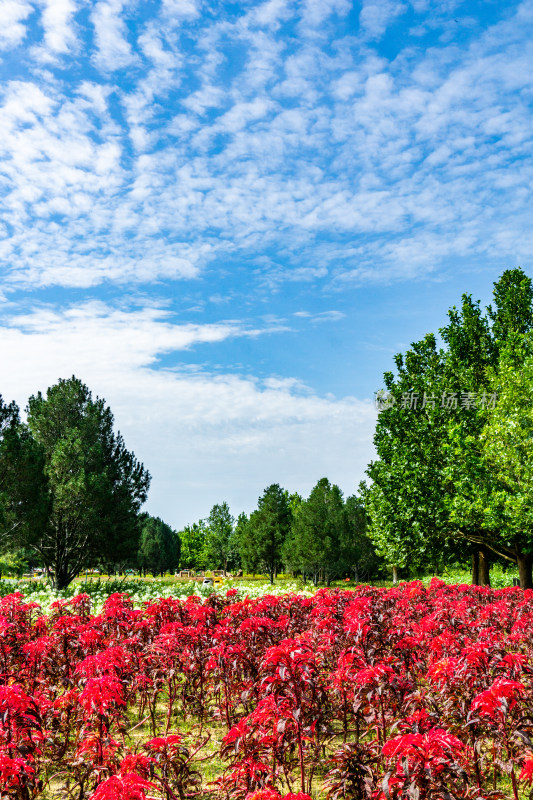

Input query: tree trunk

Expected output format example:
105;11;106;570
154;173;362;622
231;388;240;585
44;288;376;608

53;567;71;590
479;547;491;587
471;551;479;585
392;565;398;584
517;552;533;589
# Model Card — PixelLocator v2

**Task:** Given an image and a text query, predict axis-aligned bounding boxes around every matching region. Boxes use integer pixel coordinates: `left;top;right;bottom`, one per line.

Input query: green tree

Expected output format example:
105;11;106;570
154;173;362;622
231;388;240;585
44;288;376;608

0;550;29;579
138;514;180;576
439;293;496;583
242;484;291;584
179;520;207;570
234;512;253;573
442;272;533;585
288;492;303;517
366;333;452;581
25;376;150;589
205;502;235;572
236;512;261;575
283;478;345;585
477;339;533;587
342;490;381;582
367;268;533;587
0;397;48;551
488;267;533;343
0;396;21;539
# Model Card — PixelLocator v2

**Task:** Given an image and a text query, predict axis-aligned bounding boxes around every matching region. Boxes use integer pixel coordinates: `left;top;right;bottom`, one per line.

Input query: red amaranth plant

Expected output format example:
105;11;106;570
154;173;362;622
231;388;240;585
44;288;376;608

1;584;533;799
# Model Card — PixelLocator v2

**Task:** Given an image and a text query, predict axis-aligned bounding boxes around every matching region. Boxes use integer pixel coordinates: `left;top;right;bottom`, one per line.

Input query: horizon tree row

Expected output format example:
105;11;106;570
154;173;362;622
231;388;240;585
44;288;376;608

178;479;381;585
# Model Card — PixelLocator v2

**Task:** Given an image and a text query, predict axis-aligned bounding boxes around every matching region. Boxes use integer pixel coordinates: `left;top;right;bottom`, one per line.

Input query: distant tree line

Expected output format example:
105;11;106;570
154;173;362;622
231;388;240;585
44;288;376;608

0;376;380;588
137;514;180;576
177;481;382;585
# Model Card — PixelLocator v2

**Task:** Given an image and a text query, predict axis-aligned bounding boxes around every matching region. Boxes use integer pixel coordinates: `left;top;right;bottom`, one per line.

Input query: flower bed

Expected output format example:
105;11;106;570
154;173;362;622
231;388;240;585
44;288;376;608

1;580;532;799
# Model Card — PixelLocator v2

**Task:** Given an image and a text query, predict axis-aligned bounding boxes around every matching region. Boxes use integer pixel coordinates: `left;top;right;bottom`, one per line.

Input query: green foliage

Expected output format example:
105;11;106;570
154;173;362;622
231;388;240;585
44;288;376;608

488;267;533;344
366;268;533;587
367;332;452;572
283;477;345;585
342;490;381;581
232;512;250;572
138;514;180;576
475;339;533;574
0;396;48;551
239;484;291;583
288;491;303;517
25;376;150;589
205;501;235;571
0;550;29;578
178;520;208;570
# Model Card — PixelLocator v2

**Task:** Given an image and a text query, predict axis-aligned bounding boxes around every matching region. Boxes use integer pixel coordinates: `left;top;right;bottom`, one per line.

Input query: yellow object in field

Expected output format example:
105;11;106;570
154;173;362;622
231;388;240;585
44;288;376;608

213;577;223;586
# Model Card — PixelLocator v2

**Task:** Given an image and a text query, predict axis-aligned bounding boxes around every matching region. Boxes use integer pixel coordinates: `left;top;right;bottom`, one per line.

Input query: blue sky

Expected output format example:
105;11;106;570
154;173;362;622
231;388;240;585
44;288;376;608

0;0;531;528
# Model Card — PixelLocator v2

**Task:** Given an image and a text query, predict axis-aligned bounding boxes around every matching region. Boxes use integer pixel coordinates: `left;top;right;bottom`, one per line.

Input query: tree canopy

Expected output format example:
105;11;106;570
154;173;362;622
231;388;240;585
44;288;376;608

138;514;180;576
23;376;150;588
240;484;291;583
205;502;235;572
179;521;208;571
366;268;533;587
283;478;346;585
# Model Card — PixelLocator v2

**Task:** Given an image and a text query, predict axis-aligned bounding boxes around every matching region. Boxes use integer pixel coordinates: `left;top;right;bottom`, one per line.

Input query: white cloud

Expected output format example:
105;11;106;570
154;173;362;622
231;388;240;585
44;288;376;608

182;85;226;115
359;0;407;38
0;302;376;527
301;0;351;29
250;0;293;29
8;302;267;362
77;81;113;115
38;0;78;56
161;0;199;22
0;0;532;290
0;0;32;50
91;0;136;71
294;310;346;322
332;71;361;100
216;97;274;134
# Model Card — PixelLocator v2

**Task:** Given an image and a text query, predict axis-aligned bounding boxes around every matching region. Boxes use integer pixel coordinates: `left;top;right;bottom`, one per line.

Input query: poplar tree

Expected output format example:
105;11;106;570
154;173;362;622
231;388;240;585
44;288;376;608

367;268;533;587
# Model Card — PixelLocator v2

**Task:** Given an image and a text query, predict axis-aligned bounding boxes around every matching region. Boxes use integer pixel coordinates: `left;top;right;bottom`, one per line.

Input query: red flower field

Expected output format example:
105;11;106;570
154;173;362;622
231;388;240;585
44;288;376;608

1;580;533;799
